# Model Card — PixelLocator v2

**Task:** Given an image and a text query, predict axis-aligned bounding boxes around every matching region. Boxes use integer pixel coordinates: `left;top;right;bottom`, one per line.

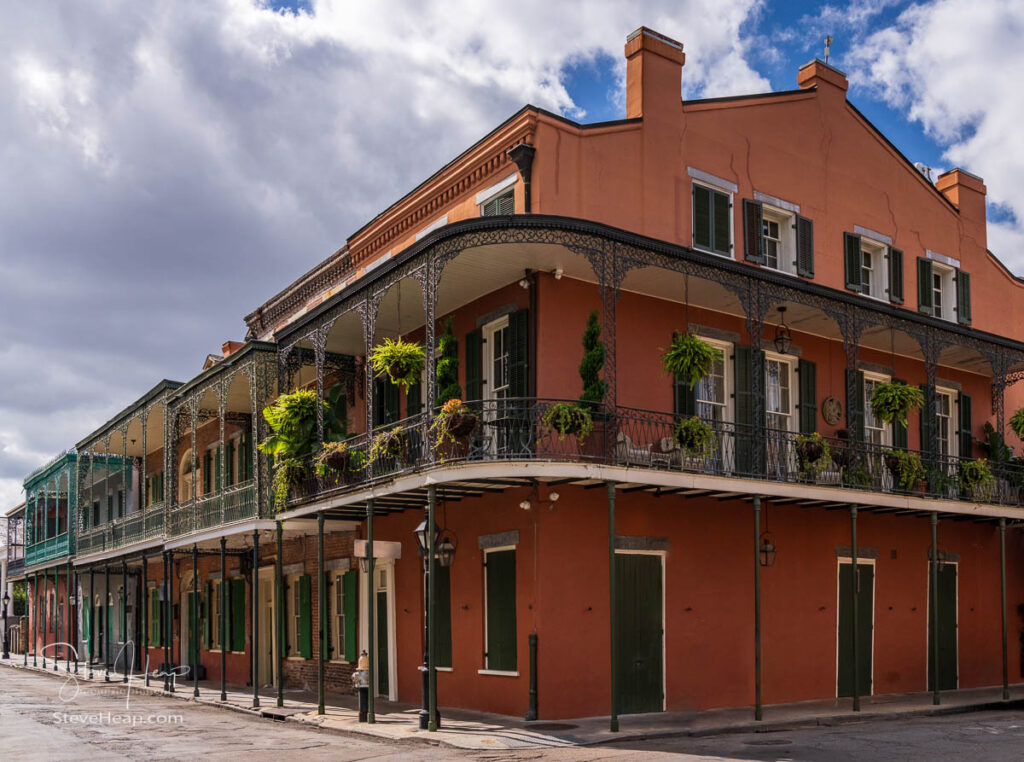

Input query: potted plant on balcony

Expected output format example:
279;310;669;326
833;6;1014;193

435;318;462;406
662;332;716;388
795;432;831;481
542;402;594;446
313;440;364;480
674;416;717;459
368;425;410;466
883;448;926;493
1011;408;1024;441
369;337;426;392
578;311;608;455
260;388;322;511
959;458;996;501
870;382;924;427
430;398;478;459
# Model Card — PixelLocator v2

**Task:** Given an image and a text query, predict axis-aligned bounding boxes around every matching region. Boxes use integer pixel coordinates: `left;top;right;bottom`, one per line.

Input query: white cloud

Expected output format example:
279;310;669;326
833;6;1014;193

845;0;1024;271
0;0;768;499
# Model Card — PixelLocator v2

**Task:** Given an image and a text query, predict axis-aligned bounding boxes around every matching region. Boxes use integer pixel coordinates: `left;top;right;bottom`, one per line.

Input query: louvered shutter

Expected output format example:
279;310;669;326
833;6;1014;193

83;595;91;648
957;270;972;325
203;451;211;494
892;378;908;449
298;574;312;659
889;248;904;304
464;328;483;405
734;346;754;473
484;550;516;671
798;359;817;435
322;573;330;662
435;564;453;669
844;233;863;291
230;578;246;652
203;583;211;649
743;199;763;263
958;391;973;459
215;446;222;491
846;369;865;441
226;440;235;487
693;184;712;250
509;308;529;398
796;216;814;277
498;192;514;215
407;381;421;417
672;332;697;417
712;190;731;255
919;384;935;456
918;258;934;315
343;571;358;662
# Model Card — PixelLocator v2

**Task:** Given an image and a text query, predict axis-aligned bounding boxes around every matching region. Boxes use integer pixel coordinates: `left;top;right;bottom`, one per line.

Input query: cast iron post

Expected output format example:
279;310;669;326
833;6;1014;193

276;521;283;708
850;506;859;712
220;536;227;701
252;528;260;709
367;499;376;724
608;481;618;732
317;512;325;715
1001;517;1009;700
931;511;940;706
192;544;199;697
754;495;762;721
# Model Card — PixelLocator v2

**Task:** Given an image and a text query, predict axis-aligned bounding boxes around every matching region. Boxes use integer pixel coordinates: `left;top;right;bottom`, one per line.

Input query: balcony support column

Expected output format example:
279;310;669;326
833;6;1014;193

121;558;128;682
140;408;147;517
252;528;260;709
607;481;618;733
422;262;437;451
42;569;48;670
359;294;380;480
164;551;173;692
104;563;111;681
850;505;859;712
840;309;863;440
220;536;227;702
121;424;128;522
218;380;227;525
742;282;768;475
142;550;148;685
366;499;376;724
930;511;940;706
192;544;199;697
190;402;198;534
72;566;79;674
317;513;325;715
275;522;283;708
66;561;72;672
753;495;763;721
88;567;95;678
1001;517;1009;700
313;325;327;446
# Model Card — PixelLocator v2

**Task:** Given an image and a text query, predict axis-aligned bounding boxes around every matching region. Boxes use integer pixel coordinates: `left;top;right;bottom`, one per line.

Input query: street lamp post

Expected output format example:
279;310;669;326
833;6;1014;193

414;508;456;732
2;590;10;659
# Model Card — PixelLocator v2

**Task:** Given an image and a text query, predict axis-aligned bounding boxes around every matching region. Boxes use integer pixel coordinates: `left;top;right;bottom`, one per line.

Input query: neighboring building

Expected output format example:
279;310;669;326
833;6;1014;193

17;26;1024;724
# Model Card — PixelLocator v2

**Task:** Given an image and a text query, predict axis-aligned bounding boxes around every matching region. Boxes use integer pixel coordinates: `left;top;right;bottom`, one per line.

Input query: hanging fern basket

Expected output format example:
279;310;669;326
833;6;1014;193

662;333;716;388
368;338;426;392
870;382;924;427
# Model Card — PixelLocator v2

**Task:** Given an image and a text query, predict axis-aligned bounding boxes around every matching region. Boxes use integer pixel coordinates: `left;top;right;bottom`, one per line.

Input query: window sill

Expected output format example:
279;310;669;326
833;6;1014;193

694;246;734;260
477;669;519;677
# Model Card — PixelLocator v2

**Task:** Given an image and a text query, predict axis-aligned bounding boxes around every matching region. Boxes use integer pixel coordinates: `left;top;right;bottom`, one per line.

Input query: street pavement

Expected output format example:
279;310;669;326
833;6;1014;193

3;666;1024;760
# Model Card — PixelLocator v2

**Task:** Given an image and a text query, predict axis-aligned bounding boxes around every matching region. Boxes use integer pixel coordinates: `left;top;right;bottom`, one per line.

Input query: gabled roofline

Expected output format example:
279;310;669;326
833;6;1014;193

76;379;184;450
167;340;277;403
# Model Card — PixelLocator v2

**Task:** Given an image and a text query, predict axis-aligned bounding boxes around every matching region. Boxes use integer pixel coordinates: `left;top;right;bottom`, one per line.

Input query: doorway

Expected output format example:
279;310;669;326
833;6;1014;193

837;560;874;698
614;552;665;714
361;560;396;701
257;566;276;687
928;561;958;691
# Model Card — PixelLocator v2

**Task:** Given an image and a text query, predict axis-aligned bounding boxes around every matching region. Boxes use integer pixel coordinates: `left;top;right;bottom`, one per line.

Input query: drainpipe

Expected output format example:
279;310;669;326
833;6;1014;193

507;143;536;214
427;485;437;732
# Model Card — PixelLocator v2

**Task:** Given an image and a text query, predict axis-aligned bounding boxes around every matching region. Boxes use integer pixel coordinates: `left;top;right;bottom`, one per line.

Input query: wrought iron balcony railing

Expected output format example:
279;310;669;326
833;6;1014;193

166;480;257;538
286;398;1024;510
25;533;70;567
75;502;168;557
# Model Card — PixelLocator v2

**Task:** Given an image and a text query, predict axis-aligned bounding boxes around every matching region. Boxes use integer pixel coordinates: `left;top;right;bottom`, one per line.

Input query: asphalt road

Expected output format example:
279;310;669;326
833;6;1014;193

3;666;1024;761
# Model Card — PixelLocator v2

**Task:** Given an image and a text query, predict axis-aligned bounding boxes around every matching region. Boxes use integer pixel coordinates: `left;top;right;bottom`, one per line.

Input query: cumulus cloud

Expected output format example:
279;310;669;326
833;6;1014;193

844;0;1024;271
0;0;768;504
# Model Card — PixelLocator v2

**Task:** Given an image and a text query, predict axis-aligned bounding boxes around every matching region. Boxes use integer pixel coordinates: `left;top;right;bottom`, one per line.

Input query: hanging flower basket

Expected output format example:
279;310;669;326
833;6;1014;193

369;425;409;465
662;333;717;388
959;458;996;501
883;449;926;492
430;399;479;451
870;382;924;427
542;403;594;445
673;416;717;459
795;432;831;479
368;338;426;392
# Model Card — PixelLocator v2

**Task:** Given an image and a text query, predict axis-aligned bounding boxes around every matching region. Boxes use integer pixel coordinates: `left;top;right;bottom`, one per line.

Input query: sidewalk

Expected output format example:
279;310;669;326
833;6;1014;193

4;655;1024;750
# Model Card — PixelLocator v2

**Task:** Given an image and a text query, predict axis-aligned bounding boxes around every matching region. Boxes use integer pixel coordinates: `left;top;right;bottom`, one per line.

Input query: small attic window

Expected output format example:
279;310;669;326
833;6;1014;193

481;190;514;217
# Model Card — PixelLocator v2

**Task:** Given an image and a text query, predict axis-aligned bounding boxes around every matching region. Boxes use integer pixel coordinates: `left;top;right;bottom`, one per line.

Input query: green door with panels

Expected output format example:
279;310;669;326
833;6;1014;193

376;590;388;695
837;562;874;698
614;553;664;714
928;563;958;691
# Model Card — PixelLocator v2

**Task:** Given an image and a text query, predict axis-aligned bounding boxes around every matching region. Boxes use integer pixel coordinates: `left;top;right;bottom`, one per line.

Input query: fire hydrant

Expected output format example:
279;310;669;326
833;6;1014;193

352;651;370;722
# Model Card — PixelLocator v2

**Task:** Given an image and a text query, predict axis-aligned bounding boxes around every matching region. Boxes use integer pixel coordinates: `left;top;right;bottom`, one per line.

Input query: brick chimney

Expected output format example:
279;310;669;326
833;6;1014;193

222;340;245;358
625;27;685;119
936;168;988;250
797;59;848;106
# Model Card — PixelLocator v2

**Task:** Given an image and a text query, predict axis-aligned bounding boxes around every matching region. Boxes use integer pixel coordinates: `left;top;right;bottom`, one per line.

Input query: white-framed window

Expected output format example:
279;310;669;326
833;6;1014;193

333;574;345;661
931;263;956;321
761;206;796;275
935;387;957;458
764;352;796;432
210;579;221;651
863;373;892;447
483;316;511;402
860;238;889;300
477;173;516;217
289;575;301;657
692;181;733;257
695;339;731;424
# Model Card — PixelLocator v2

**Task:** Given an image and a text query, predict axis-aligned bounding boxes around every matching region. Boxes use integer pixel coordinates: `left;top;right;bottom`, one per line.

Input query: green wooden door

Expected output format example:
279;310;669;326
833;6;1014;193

614;553;663;714
837;562;874;698
928;563;958;691
376;590;389;695
187;591;201;670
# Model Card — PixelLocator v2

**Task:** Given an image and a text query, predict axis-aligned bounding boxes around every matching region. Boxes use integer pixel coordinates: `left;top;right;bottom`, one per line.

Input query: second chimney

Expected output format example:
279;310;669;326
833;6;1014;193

625;27;685;120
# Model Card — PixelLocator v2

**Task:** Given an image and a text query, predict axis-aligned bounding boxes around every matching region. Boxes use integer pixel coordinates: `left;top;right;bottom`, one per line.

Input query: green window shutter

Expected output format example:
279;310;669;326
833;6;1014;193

712;189;731;255
957;270;972;325
239;431;250;481
299;574;312;659
742;199;763;263
435;564;453;669
464;328;483;403
343;571;358;662
674;378;697;418
322;574;330;662
226;440;235;487
150;589;160;647
889;248;904;304
407;381;421;417
372;378;386;428
509;308;530;398
796;215;815;277
797;359;817;435
230;578;246;652
734;346;753;429
919;384;935;456
846;369;865;441
917;257;934;315
203;451;211;494
202;583;211;650
215;446;222;490
892;378;908;449
693;184;712;250
83;595;91;646
958;392;973;459
844;233;863;291
385;380;399;423
485;549;517;671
